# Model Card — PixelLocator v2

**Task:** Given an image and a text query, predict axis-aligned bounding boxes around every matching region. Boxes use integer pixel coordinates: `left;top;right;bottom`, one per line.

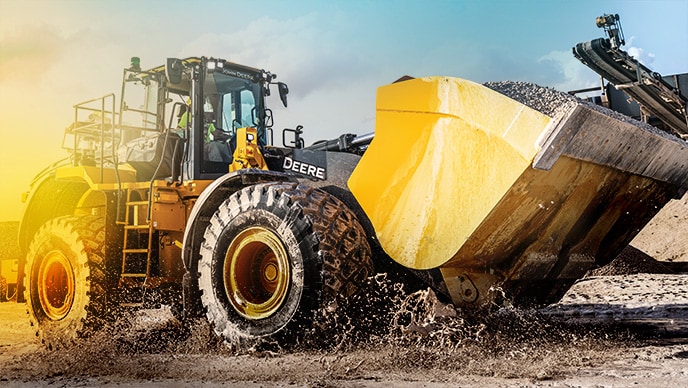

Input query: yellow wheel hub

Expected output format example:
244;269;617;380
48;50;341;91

224;227;290;320
38;250;75;321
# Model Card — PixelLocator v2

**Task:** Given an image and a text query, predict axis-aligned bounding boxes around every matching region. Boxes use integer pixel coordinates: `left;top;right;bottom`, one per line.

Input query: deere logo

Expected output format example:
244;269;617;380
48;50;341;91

282;157;326;180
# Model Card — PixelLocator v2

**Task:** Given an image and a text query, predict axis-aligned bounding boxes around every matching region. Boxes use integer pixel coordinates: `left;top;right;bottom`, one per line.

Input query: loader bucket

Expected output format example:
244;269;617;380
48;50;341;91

348;76;688;305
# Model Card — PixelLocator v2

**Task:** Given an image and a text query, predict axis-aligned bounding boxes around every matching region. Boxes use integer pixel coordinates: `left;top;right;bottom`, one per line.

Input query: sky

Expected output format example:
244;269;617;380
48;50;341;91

0;0;686;221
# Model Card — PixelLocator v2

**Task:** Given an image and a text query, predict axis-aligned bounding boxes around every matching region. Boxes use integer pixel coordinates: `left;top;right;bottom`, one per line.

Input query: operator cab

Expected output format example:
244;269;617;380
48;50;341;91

169;57;274;180
197;68;263;171
120;57;286;181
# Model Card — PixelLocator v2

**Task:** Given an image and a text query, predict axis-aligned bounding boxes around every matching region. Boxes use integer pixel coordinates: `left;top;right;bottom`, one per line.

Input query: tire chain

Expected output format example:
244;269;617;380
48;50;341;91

280;183;374;299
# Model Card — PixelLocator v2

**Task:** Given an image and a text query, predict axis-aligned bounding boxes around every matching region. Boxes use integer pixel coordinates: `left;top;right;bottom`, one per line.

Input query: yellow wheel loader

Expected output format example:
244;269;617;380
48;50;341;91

15;23;688;347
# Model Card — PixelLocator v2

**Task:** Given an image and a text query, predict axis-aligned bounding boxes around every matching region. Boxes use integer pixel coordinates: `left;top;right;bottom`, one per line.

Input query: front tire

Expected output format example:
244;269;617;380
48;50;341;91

198;183;373;342
24;215;110;348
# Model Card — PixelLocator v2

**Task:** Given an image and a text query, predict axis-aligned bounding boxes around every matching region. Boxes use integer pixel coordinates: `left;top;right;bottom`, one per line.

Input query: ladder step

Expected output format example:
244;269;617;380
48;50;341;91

123;248;149;253
121;273;147;278
125;224;150;230
126;200;149;206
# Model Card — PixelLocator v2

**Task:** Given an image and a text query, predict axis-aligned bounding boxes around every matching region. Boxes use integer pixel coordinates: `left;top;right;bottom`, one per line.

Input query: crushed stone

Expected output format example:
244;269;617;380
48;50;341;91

484;80;686;143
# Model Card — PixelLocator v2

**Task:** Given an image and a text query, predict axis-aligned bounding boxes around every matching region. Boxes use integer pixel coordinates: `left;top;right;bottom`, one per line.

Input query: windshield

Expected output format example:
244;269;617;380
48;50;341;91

121;70;159;131
204;72;261;134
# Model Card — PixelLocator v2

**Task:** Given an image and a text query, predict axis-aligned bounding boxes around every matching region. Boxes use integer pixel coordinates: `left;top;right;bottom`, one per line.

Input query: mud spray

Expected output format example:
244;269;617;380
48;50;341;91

4;268;647;384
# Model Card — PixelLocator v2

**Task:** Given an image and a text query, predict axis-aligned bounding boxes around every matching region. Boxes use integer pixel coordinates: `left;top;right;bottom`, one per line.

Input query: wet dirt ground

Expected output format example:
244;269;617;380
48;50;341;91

1;194;686;387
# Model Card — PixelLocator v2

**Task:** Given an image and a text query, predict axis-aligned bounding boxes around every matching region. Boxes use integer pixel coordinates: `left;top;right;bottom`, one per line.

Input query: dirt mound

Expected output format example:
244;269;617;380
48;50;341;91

0;221;21;262
631;191;688;263
588;246;675;276
0;221;20;302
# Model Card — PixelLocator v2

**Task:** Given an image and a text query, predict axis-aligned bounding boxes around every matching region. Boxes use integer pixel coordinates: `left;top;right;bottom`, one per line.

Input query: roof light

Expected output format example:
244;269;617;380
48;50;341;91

130;57;141;71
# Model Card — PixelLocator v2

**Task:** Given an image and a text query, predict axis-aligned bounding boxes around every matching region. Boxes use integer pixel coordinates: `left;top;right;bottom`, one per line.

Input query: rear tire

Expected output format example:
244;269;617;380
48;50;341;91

24;215;111;349
198;183;373;343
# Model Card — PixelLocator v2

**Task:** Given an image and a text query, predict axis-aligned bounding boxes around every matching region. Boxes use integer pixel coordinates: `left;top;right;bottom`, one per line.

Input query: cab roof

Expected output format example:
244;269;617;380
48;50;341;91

144;57;264;75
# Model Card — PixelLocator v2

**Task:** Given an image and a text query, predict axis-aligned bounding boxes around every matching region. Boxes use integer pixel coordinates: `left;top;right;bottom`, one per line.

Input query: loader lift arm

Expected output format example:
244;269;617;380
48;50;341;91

573;14;688;137
305;132;375;154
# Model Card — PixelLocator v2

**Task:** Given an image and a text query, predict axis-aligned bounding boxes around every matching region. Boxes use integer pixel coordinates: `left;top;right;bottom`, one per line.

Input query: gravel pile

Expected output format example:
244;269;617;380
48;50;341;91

587;246;675;277
484;81;686;143
484;81;579;119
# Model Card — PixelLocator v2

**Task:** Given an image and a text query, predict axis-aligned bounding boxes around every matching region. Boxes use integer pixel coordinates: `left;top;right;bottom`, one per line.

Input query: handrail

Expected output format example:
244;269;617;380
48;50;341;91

74;93;117;108
70;93;116;183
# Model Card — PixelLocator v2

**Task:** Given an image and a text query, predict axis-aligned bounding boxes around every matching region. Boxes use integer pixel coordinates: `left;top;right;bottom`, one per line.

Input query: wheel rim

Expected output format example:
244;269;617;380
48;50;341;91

224;227;291;320
37;250;75;320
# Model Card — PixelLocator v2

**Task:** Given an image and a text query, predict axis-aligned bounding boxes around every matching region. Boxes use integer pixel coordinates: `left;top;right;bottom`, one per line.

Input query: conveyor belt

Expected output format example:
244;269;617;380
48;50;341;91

573;38;688;136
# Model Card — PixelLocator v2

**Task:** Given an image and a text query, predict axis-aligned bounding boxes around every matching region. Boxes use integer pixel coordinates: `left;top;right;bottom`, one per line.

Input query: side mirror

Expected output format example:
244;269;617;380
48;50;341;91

278;82;289;107
166;58;183;84
282;125;304;148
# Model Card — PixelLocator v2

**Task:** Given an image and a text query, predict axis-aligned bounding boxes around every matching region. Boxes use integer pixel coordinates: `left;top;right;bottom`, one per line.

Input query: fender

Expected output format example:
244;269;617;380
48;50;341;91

17;163;125;303
18;165;89;254
181;169;296;271
19;163;136;253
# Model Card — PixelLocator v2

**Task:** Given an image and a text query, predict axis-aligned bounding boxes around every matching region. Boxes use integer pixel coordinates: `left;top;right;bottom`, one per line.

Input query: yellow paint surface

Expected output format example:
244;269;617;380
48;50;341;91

348;77;552;269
